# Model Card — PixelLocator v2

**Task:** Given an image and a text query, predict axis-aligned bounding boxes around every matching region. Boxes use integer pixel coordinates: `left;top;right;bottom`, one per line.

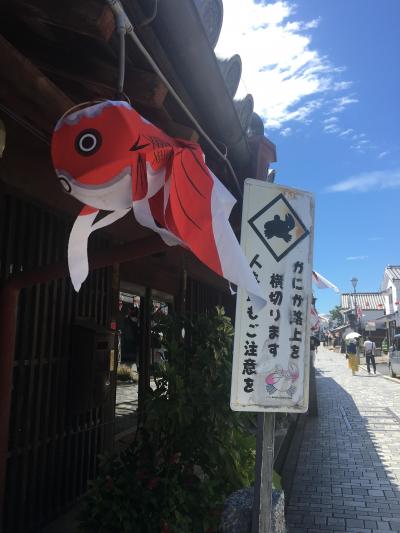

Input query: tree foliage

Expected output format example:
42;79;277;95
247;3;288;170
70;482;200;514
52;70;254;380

328;305;344;326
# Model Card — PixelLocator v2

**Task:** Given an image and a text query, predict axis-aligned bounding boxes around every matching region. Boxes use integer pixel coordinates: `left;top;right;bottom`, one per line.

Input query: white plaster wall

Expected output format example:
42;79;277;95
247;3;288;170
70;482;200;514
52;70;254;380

359;309;385;328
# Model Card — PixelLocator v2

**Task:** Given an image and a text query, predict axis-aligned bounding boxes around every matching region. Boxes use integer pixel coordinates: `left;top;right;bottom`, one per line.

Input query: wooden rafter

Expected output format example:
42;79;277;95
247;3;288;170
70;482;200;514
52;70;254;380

13;0;115;42
0;34;73;135
39;63;169;109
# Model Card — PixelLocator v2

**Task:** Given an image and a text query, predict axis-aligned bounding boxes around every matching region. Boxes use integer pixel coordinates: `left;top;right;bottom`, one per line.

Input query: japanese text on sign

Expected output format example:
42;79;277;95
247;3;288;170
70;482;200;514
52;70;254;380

231;180;315;413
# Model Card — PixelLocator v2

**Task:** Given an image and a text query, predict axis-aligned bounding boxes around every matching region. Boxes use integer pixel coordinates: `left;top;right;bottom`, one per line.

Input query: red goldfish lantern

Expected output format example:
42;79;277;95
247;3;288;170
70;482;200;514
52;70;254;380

51;100;264;307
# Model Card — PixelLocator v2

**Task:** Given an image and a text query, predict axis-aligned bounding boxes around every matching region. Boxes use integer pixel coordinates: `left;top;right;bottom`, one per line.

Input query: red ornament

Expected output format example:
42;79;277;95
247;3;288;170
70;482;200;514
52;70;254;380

51;100;264;308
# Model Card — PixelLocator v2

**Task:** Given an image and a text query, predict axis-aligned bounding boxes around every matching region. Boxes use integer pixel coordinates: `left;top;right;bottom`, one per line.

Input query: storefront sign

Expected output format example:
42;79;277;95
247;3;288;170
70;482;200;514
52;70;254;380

231;180;315;412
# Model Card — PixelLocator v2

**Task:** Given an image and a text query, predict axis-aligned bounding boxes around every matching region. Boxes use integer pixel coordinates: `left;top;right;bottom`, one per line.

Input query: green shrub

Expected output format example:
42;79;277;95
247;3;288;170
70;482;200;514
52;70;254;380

81;307;255;533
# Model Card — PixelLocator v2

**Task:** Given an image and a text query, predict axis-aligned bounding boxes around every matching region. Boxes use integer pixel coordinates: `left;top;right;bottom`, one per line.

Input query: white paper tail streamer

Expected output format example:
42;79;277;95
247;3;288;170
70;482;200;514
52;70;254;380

132;197;183;247
310;305;320;331
312;270;340;293
68;207;130;291
210;172;266;310
228;282;237;295
132;166;183;247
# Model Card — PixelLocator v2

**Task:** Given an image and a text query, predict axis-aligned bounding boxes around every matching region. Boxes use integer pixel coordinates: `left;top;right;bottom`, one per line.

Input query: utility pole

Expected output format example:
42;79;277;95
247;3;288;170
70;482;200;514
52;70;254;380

351;277;359;332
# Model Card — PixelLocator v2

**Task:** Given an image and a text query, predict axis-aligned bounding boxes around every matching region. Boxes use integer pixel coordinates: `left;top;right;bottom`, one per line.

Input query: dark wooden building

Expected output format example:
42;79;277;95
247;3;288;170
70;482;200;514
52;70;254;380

0;1;276;530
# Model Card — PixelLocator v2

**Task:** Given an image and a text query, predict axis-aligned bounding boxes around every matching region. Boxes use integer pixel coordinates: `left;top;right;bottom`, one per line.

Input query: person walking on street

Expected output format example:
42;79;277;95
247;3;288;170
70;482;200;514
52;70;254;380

364;336;376;374
347;339;359;375
340;338;346;354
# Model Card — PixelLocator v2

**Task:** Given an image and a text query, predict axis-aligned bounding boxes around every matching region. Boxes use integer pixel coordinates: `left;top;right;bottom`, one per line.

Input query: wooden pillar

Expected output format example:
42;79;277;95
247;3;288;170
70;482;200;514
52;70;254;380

0;286;19;528
252;412;275;533
138;287;151;416
177;267;187;316
308;358;318;417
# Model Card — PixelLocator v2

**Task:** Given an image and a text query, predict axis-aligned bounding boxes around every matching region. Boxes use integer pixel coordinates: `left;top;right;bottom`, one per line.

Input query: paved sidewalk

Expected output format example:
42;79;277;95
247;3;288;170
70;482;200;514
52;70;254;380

286;346;400;532
115;380;138;435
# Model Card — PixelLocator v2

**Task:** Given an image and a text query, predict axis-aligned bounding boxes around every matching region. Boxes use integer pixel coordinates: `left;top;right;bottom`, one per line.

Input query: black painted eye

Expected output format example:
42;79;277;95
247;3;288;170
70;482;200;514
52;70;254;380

75;129;102;156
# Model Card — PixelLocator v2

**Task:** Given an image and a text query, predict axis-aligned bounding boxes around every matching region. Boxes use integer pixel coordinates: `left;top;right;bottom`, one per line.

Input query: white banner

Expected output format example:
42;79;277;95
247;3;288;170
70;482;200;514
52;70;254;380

231;180;315;412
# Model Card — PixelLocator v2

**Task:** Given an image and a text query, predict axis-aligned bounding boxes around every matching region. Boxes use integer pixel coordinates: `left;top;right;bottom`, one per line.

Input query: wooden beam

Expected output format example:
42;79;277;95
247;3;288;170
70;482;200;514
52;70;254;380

14;0;115;42
165;121;199;143
120;259;180;296
0;34;74;134
39;63;168;109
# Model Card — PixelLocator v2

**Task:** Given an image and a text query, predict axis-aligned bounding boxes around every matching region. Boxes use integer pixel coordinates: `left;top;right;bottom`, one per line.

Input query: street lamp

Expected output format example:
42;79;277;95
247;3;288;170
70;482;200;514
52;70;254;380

351;277;359;332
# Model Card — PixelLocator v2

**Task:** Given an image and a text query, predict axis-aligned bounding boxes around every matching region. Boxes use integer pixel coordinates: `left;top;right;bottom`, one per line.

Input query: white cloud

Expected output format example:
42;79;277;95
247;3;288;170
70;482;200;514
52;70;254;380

215;0;353;129
330;96;359;113
346;256;368;261
333;81;353;91
326;169;400;193
378;151;389;158
339;128;354;137
350;145;366;153
323;116;338;124
303;18;320;30
350;137;372;153
324;123;340;134
280;127;292;136
368;237;383;241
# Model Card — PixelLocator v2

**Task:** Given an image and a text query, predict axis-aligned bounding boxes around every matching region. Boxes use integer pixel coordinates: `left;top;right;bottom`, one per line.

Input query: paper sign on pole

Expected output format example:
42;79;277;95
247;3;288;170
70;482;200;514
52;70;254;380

231;180;315;413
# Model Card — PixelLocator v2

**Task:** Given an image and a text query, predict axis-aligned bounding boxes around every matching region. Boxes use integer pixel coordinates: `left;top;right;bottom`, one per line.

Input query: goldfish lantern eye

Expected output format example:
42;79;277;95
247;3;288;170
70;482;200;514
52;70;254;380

75;129;102;156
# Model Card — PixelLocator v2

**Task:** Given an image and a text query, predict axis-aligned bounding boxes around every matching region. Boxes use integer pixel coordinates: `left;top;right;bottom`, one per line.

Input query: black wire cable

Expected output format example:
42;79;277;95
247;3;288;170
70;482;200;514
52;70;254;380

116;23;126;98
0;103;50;146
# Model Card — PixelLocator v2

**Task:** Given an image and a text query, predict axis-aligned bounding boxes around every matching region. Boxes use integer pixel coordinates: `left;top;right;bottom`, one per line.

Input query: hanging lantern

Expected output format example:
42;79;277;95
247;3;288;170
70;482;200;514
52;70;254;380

51;100;265;309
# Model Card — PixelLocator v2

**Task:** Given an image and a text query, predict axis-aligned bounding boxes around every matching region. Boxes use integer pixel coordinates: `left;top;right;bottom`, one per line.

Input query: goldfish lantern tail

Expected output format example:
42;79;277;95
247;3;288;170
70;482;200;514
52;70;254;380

68;206;130;291
164;145;265;309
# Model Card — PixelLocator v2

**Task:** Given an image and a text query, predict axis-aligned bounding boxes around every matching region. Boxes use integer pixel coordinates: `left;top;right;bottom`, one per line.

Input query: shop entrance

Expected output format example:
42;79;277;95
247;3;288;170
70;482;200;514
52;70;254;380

114;282;173;439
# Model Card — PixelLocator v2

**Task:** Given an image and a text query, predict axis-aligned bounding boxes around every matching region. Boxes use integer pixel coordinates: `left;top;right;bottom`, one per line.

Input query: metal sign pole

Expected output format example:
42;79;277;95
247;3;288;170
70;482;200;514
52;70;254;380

252;412;275;533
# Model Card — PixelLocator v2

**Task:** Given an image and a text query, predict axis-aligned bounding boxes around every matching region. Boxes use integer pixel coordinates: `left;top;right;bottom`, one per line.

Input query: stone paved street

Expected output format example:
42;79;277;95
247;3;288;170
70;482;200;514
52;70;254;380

115;380;138;435
286;346;400;533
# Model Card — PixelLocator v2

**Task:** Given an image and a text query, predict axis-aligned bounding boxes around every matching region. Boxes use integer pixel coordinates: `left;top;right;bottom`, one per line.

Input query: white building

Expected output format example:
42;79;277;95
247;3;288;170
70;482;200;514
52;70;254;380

341;292;386;346
340;292;385;337
377;265;400;341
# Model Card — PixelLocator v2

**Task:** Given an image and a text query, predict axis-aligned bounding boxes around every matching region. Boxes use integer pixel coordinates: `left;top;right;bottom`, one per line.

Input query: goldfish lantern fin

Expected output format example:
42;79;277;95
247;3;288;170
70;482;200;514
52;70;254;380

131;153;148;201
130;154;183;247
165;145;265;309
68;205;130;291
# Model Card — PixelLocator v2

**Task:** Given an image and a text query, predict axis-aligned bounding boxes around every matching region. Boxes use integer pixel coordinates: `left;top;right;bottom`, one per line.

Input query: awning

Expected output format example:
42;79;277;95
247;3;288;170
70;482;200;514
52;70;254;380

331;324;349;332
376;312;399;325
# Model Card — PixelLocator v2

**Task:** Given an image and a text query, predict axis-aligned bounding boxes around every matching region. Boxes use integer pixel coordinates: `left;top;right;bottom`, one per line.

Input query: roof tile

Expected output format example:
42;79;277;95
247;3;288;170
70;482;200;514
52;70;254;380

341;292;385;310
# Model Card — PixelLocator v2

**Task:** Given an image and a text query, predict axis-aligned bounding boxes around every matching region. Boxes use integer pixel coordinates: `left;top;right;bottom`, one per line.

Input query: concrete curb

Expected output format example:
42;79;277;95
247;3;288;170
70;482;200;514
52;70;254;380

359;364;400;384
382;375;400;384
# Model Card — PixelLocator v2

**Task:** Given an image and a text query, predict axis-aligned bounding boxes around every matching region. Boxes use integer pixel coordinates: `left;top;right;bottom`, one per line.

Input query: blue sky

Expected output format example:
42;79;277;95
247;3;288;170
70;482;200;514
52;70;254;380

216;0;400;314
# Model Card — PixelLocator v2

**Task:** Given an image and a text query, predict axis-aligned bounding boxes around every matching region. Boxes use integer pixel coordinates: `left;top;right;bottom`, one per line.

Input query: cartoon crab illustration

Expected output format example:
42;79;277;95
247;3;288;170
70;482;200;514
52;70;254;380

264;213;295;243
265;363;299;397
